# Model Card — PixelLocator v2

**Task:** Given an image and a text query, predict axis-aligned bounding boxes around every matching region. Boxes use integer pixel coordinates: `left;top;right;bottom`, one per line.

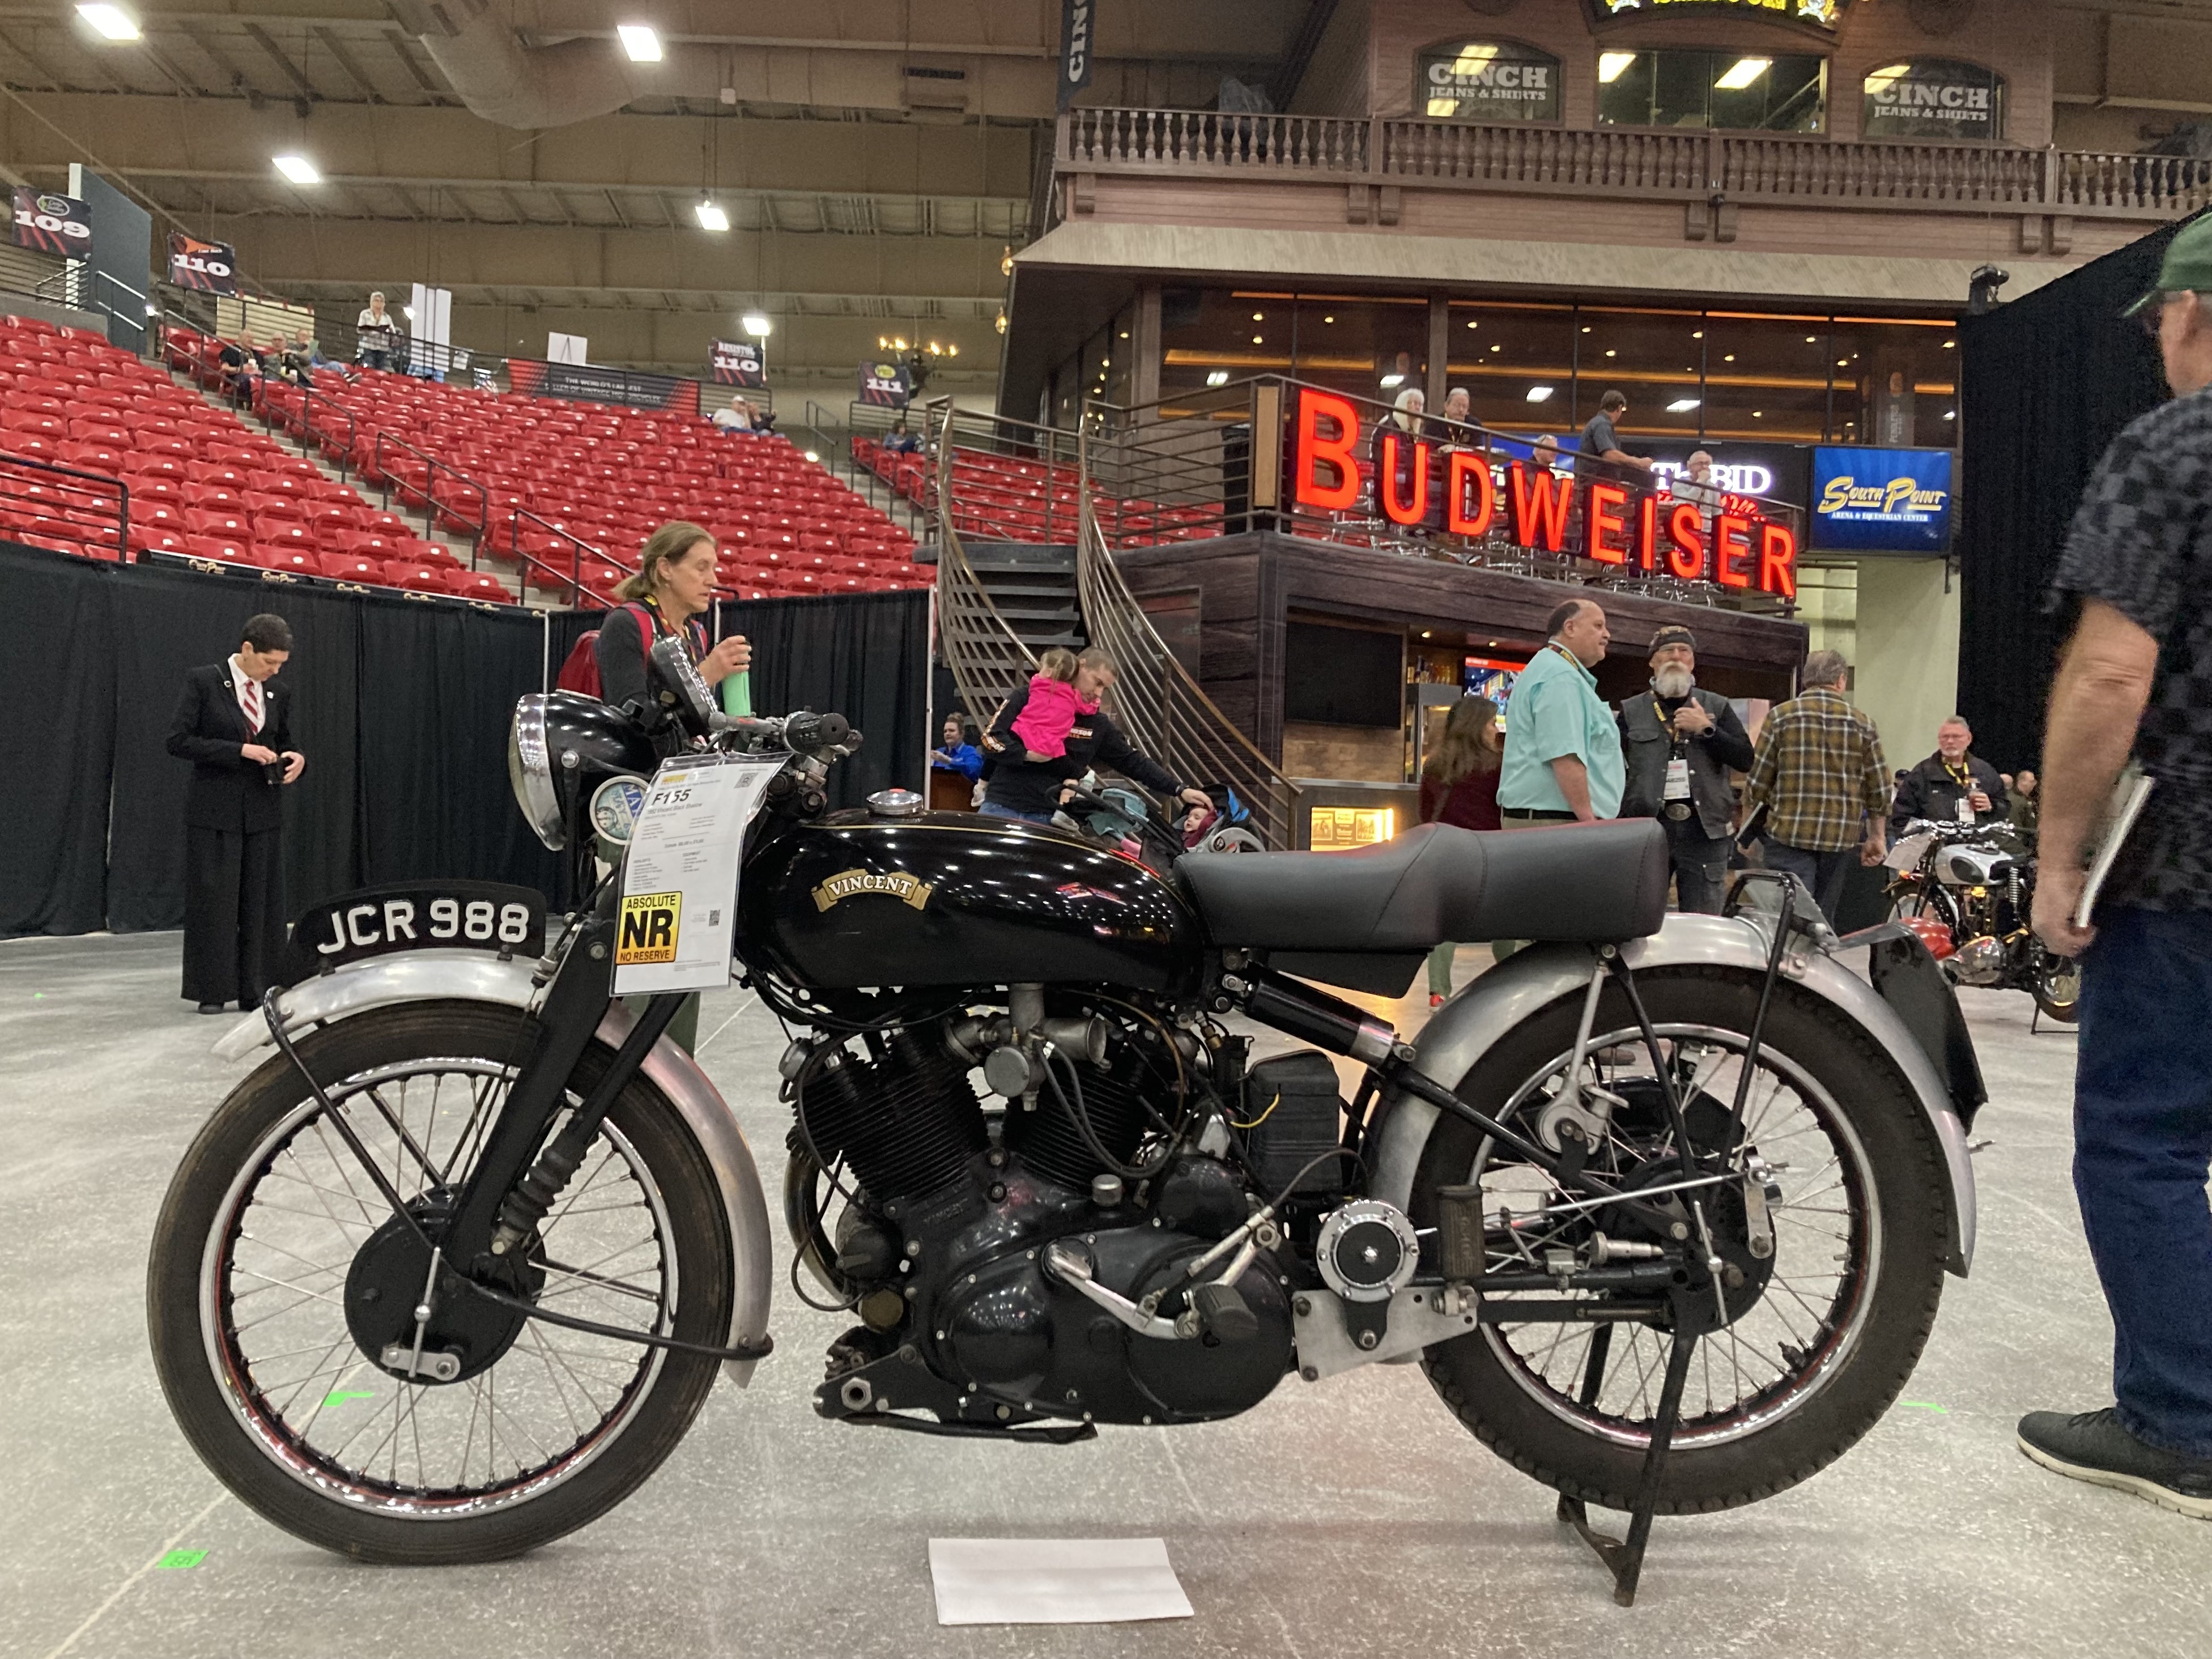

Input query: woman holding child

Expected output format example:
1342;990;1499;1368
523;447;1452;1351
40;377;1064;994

978;645;1213;826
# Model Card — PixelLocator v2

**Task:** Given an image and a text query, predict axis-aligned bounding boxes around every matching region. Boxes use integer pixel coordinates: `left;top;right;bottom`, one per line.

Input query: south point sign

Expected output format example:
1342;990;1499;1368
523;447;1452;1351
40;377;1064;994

1289;388;1798;599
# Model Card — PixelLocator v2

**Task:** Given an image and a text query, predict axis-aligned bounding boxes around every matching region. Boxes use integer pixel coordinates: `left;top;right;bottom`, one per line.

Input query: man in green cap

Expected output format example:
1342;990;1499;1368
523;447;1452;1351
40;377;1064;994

2020;210;2212;1518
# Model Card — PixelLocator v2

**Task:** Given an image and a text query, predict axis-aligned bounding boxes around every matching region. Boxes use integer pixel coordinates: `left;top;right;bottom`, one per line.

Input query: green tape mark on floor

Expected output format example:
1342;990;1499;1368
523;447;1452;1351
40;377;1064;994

1900;1401;1949;1413
155;1550;207;1570
322;1389;375;1409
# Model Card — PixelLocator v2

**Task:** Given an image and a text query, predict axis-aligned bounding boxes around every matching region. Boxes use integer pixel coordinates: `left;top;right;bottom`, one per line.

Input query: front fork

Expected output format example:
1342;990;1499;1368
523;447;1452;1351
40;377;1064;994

432;878;684;1277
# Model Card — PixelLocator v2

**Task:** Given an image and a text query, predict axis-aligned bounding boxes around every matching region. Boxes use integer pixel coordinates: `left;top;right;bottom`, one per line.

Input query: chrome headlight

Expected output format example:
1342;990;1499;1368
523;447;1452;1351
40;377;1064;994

511;695;566;850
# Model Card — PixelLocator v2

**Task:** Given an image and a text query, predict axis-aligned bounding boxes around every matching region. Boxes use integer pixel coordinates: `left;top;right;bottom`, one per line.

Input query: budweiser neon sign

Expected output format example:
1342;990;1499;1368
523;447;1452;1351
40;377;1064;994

1290;387;1797;599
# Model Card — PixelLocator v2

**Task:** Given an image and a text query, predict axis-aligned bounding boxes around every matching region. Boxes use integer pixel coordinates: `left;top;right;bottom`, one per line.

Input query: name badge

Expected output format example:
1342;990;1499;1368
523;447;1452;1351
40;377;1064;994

1956;795;1975;824
1664;757;1692;801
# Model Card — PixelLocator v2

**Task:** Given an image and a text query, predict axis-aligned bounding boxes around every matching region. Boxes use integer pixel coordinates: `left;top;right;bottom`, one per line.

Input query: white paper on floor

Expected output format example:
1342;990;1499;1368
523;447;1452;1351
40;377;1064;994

928;1537;1195;1625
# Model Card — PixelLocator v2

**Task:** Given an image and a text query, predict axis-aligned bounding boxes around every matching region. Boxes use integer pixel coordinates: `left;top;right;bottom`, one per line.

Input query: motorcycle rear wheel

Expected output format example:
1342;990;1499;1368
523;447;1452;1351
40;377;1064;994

147;1002;733;1564
1411;965;1951;1515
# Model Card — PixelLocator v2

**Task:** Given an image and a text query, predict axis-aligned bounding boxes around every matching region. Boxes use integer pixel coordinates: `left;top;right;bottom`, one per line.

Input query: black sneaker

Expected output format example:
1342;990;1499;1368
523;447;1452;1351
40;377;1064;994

2017;1407;2212;1519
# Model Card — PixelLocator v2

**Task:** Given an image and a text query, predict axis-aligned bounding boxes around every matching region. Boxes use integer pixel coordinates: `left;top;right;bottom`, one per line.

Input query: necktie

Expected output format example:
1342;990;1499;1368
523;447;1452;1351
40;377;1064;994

243;678;261;734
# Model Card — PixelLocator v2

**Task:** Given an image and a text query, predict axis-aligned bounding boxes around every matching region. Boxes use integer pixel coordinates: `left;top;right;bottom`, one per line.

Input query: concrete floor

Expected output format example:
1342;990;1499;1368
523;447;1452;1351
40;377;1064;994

2;931;2207;1659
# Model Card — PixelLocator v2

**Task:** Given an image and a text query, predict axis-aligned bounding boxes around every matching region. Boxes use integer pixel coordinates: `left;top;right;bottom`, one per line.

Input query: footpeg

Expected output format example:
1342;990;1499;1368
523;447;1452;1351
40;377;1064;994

1185;1282;1260;1343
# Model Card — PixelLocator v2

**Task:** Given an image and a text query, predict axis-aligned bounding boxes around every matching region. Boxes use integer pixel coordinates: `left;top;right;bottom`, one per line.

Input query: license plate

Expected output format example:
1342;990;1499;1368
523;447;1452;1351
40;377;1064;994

279;882;548;988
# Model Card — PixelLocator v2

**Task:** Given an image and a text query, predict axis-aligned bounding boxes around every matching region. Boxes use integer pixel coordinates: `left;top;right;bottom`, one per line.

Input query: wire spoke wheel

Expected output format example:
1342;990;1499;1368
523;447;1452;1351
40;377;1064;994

150;1003;731;1563
1413;967;1950;1514
1471;1023;1873;1449
205;1057;674;1511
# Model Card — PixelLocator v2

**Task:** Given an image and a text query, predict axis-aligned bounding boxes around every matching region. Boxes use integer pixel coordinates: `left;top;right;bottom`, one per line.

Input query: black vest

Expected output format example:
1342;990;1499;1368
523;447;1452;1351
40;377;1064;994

1619;687;1736;840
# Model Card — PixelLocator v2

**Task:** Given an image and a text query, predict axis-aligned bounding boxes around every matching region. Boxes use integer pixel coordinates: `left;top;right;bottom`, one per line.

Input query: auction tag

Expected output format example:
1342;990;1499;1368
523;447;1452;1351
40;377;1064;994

613;752;786;996
1664;757;1692;801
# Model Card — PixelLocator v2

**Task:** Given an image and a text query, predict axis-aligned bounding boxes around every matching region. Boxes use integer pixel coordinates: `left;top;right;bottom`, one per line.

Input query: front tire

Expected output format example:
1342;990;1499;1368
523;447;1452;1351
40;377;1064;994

2030;948;2082;1024
1410;966;1951;1514
147;1002;733;1563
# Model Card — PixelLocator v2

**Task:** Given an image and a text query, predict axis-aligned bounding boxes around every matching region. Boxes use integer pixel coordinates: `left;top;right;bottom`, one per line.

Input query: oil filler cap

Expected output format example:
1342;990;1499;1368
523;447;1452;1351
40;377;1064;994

866;787;925;818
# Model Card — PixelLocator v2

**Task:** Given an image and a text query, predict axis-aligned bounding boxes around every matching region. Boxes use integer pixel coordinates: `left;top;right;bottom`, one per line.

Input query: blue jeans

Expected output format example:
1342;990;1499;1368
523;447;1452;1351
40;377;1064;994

1761;840;1853;926
2074;906;2212;1456
980;801;1053;826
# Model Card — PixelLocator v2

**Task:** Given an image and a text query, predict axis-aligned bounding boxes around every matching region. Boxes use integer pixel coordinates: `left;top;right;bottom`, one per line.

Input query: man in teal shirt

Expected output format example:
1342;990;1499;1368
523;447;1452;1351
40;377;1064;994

1500;598;1623;824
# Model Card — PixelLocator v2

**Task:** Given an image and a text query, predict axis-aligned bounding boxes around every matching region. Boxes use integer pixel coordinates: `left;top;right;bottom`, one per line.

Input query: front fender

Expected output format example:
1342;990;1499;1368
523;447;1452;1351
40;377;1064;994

215;950;774;1386
1368;913;1977;1275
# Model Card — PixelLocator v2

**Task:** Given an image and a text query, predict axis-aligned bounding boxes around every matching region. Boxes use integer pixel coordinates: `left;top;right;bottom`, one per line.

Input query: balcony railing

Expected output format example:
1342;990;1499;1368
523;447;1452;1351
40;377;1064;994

1060;108;2212;221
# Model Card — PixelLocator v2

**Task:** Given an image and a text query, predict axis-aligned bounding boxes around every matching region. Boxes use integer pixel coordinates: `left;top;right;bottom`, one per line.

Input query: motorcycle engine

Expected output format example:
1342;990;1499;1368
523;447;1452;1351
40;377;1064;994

788;1004;1296;1428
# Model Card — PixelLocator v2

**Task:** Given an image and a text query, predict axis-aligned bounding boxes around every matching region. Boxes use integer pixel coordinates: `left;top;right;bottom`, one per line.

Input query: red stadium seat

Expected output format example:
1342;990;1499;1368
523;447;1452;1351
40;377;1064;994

443;568;509;600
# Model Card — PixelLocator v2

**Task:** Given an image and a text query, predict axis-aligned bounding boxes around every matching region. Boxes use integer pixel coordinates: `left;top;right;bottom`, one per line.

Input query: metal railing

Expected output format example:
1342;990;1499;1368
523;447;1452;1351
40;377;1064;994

1084;375;1802;612
1061;108;2212;222
0;450;130;561
925;396;1041;718
370;430;489;560
1073;493;1299;850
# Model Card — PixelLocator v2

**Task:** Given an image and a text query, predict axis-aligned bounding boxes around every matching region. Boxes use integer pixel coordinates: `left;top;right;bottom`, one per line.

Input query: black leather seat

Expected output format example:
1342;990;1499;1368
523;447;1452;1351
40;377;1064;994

1176;819;1671;951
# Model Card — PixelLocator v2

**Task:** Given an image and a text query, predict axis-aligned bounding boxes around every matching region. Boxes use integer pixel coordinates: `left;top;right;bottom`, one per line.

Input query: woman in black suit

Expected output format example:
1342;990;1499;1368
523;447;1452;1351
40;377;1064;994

168;613;305;1014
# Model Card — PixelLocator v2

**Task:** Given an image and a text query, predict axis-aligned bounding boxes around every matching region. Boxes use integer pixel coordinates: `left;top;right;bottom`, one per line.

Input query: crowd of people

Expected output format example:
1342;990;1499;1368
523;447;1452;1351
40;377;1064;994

1413;594;2033;1001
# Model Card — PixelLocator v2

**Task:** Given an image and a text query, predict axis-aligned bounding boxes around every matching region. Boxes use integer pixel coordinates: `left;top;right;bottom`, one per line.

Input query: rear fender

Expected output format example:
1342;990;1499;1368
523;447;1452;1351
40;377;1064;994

1366;914;1977;1274
214;950;773;1385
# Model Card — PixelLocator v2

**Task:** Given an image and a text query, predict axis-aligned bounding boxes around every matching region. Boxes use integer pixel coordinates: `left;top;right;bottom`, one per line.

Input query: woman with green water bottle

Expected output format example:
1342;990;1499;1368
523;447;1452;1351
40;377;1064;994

593;520;752;1050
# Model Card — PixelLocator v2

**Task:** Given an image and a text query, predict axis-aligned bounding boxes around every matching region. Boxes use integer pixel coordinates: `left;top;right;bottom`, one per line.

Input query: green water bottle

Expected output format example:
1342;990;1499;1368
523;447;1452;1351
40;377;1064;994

721;669;753;718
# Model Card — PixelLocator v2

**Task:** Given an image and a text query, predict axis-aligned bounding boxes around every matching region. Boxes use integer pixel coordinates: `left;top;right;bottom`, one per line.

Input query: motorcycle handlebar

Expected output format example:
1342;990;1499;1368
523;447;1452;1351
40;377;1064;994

780;711;850;754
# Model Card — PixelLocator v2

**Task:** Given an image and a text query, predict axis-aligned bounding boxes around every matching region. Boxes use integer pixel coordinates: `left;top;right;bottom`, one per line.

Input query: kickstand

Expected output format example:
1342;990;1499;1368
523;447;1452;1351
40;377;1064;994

1555;1321;1697;1607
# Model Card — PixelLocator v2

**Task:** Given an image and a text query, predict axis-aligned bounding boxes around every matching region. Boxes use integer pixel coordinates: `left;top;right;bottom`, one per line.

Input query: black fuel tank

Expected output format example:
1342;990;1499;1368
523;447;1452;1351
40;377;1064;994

740;811;1199;992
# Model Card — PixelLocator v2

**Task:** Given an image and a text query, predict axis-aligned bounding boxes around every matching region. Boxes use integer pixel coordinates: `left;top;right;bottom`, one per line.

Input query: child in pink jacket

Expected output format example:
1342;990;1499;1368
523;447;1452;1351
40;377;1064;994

1010;648;1096;762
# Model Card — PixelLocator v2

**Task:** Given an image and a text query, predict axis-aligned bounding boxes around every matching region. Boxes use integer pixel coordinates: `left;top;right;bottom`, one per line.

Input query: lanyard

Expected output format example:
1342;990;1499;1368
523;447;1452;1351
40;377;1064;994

1652;694;1694;754
1942;758;1972;790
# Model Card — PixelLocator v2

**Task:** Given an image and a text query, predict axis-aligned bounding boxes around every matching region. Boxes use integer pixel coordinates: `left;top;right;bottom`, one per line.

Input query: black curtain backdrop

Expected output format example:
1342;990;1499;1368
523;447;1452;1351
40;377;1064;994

1958;210;2206;769
547;589;930;808
0;547;116;934
5;543;558;938
8;547;928;938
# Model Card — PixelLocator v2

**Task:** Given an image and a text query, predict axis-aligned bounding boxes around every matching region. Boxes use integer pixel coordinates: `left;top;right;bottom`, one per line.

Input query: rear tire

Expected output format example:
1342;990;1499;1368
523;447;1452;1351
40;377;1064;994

1411;967;1951;1514
147;1002;733;1563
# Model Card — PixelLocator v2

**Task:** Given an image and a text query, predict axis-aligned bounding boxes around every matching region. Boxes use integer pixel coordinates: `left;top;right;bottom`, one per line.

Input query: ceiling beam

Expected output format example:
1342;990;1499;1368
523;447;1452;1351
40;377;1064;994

175;20;258;96
312;25;380;101
381;27;439;94
240;22;320;100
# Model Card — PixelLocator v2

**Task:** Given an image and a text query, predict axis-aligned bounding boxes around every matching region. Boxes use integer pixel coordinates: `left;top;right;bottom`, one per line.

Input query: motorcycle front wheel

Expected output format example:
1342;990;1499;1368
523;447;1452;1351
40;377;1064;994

2030;948;2082;1024
147;1002;733;1564
1410;964;1951;1514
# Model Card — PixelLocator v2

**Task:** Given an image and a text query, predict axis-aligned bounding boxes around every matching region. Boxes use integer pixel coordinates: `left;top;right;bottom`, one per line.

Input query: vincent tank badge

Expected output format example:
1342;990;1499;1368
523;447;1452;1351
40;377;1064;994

810;867;935;912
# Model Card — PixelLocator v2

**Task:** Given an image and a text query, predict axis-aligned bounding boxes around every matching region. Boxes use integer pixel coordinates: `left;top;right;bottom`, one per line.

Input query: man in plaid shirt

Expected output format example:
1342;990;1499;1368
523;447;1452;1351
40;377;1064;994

1741;649;1891;924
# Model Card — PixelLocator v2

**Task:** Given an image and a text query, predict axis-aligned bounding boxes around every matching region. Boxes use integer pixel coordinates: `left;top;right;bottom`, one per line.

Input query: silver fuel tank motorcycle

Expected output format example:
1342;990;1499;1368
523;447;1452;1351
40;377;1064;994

148;637;1986;1602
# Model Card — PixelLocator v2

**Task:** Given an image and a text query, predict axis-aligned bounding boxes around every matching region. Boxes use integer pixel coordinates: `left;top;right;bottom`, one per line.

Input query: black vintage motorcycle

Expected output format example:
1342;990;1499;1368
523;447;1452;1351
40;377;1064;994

148;637;1986;1603
1885;819;2080;1024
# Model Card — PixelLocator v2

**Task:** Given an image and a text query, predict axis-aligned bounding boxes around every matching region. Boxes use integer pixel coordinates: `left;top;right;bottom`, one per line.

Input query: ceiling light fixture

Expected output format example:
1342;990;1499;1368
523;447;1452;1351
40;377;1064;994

695;200;729;231
617;24;663;62
1667;398;1700;412
741;313;771;337
272;155;320;185
1526;385;1554;402
1598;51;1637;83
76;3;138;40
1715;57;1772;91
1206;370;1230;387
1380;372;1405;388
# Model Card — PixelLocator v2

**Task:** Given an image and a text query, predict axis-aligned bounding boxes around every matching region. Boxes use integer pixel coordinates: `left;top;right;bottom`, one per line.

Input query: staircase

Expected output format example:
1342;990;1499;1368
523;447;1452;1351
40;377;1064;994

922;396;1298;848
961;542;1082;654
177;365;530;604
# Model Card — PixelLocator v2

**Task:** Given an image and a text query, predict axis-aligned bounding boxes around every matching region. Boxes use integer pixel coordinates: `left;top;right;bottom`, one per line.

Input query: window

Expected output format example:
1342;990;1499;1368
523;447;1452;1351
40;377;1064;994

1561;305;1707;435
1862;60;2003;143
1443;301;1576;434
1417;39;1562;122
1701;313;1832;442
1597;49;1826;132
1289;295;1429;404
1827;318;1957;449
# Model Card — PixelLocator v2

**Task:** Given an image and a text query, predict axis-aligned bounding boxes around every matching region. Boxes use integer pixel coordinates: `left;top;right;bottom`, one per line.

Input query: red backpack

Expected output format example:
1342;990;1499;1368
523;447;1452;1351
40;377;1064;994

555;603;705;698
